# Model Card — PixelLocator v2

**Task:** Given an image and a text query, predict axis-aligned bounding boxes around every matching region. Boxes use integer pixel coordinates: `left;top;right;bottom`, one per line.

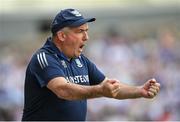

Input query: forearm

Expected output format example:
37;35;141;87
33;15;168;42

59;82;103;100
113;83;142;99
47;77;104;100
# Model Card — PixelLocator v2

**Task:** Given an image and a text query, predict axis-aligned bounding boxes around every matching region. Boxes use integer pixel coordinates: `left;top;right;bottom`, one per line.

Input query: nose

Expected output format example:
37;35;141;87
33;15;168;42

83;31;89;41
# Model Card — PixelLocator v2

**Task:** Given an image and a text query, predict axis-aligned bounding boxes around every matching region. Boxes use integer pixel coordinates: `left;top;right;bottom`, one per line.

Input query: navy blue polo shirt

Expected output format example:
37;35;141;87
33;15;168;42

22;37;105;121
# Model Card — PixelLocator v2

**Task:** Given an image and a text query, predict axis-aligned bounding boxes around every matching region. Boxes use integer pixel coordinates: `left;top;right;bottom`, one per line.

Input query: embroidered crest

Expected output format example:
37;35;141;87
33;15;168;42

75;59;83;67
61;60;67;68
71;10;82;17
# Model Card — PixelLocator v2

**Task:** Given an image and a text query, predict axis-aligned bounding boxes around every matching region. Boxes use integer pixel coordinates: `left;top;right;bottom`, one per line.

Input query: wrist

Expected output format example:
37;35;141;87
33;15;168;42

96;84;103;96
137;86;144;98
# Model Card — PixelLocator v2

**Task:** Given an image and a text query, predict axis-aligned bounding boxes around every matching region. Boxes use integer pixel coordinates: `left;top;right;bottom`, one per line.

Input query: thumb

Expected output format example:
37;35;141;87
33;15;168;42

108;79;119;84
146;78;156;86
144;78;156;90
149;78;156;84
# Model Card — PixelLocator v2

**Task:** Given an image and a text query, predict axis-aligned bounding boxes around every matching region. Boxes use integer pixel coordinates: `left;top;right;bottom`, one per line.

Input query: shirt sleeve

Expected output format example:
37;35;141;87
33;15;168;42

30;51;65;87
82;55;105;85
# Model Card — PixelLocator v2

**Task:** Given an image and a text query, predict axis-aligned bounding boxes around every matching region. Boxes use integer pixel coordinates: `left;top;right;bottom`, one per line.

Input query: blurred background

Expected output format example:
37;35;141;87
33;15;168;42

0;0;180;121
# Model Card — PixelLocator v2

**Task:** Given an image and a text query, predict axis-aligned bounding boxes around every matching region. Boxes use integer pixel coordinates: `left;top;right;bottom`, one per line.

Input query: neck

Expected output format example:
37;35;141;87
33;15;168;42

52;37;73;60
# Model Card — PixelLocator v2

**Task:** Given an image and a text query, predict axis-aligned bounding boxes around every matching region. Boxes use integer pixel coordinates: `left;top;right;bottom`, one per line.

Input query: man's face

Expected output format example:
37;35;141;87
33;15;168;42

63;23;89;58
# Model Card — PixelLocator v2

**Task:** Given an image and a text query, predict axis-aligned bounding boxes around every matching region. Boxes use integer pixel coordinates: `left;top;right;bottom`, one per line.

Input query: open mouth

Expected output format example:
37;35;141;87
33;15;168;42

79;44;84;49
78;44;85;53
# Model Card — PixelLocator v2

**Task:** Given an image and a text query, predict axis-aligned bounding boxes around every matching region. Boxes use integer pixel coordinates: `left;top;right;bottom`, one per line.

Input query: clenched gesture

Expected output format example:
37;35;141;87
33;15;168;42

100;78;160;99
140;78;160;98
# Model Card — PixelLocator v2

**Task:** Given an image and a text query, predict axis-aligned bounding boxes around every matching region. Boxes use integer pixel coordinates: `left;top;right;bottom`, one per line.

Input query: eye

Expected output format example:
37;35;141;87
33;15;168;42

74;29;88;33
79;30;84;33
81;29;88;33
74;29;82;33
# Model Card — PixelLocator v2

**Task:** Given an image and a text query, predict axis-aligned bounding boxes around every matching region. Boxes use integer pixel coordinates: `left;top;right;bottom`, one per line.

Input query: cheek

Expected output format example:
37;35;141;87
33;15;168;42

66;34;81;46
69;33;82;41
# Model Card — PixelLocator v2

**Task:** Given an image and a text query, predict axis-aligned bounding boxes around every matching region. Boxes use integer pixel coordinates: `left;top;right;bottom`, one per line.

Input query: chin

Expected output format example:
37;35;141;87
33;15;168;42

75;53;81;58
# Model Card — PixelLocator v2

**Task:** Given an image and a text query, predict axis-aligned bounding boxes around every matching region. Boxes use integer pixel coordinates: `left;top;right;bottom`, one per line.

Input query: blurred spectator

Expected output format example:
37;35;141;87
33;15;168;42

86;27;180;121
0;21;180;121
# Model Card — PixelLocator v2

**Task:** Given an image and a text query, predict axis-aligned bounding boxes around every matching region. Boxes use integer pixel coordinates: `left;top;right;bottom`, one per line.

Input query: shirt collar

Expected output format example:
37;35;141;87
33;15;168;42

43;37;71;61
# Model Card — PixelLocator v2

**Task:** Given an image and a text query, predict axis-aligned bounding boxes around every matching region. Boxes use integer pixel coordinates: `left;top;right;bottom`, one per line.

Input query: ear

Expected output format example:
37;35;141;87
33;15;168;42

57;31;66;42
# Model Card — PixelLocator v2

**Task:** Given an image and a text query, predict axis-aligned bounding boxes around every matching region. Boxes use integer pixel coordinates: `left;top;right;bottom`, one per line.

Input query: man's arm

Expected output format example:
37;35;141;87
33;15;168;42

47;77;119;100
112;78;160;99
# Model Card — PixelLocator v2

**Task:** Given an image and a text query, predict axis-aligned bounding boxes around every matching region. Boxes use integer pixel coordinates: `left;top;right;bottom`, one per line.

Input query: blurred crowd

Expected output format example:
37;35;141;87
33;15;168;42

86;27;180;121
0;27;180;120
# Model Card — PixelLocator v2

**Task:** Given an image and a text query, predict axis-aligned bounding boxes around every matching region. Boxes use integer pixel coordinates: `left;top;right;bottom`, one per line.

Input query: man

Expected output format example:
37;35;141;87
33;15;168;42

22;8;160;121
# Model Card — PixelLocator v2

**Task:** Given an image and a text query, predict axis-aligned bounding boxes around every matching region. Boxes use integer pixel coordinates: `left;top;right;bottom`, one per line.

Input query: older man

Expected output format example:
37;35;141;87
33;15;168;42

22;8;160;121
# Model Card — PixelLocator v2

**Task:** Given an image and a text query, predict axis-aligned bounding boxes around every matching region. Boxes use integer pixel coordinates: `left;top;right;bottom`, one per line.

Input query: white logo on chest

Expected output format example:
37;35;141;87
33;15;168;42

75;59;83;67
61;60;67;68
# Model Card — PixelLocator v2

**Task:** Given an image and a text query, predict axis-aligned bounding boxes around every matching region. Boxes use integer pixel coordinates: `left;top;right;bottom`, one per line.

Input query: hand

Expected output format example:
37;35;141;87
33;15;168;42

100;79;120;98
140;78;160;99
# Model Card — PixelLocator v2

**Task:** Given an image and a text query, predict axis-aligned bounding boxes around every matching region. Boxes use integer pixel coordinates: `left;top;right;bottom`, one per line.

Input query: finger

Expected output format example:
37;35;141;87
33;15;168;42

108;79;119;84
151;82;160;87
113;82;120;89
149;87;157;93
108;80;115;84
155;83;161;87
150;85;159;90
150;83;160;92
148;88;157;95
150;85;156;89
145;78;156;88
112;86;120;94
111;83;120;97
149;78;156;84
150;86;159;93
148;91;154;98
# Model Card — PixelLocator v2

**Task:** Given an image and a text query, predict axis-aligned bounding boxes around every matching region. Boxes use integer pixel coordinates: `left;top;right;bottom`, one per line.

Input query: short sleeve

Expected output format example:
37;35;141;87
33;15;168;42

29;52;65;87
82;56;105;85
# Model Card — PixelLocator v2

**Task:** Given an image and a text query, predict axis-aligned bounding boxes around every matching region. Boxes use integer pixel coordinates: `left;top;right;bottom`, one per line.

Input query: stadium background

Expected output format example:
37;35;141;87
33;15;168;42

0;0;180;120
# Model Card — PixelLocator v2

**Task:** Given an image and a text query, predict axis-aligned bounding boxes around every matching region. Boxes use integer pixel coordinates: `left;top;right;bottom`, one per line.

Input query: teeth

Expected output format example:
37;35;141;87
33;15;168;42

79;48;83;52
